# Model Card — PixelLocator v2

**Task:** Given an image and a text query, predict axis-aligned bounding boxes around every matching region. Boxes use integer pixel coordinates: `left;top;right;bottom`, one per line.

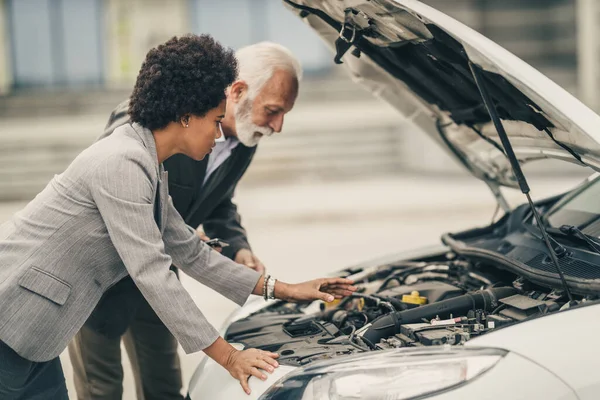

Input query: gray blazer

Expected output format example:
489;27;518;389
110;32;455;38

0;123;260;362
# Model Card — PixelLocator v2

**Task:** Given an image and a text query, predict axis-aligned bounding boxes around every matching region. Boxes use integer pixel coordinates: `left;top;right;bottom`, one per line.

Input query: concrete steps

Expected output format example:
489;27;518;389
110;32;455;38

0;72;366;119
0;0;585;199
0;98;409;200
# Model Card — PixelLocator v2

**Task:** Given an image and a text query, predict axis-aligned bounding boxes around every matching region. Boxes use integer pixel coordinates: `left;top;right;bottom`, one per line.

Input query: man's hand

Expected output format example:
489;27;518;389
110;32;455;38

196;229;211;242
235;249;265;274
196;229;222;253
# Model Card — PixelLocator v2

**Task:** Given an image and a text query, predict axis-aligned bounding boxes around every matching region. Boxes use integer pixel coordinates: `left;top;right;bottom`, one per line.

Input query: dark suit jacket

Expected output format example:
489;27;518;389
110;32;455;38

86;100;257;338
103;100;256;259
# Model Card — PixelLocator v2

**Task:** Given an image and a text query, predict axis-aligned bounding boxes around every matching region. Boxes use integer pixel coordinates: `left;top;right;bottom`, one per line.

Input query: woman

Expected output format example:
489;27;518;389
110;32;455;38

0;34;355;399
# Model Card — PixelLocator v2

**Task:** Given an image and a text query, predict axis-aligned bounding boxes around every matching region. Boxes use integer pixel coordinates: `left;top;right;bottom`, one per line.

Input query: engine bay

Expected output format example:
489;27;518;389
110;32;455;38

217;0;600;375
225;250;597;367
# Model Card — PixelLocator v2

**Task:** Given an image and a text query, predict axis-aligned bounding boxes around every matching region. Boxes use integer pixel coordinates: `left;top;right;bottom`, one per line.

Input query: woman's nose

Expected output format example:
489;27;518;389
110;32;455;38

216;122;224;139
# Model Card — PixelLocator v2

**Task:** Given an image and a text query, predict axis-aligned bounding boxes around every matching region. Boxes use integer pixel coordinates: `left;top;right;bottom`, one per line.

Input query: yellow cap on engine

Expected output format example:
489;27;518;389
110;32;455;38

325;298;342;308
402;291;427;305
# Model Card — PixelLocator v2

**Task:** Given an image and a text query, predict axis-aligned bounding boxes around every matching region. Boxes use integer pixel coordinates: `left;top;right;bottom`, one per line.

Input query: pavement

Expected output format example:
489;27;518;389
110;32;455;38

0;172;589;399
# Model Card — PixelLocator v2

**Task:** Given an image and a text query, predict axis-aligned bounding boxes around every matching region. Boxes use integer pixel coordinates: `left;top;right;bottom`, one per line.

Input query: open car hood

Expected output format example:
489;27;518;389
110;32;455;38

283;0;600;192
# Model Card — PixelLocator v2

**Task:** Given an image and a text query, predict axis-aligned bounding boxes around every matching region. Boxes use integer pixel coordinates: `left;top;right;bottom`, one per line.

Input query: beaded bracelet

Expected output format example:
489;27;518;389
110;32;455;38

263;274;271;301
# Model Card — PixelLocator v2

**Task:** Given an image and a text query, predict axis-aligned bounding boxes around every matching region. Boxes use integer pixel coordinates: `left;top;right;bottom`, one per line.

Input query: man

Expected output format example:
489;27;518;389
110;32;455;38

68;41;302;400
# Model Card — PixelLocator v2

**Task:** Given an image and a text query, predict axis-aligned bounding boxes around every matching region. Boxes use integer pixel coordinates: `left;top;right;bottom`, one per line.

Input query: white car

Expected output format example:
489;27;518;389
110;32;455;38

188;1;600;399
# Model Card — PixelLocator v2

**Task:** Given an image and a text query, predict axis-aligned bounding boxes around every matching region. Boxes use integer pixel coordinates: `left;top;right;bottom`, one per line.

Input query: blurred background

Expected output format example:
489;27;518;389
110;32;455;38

0;0;597;199
0;0;598;398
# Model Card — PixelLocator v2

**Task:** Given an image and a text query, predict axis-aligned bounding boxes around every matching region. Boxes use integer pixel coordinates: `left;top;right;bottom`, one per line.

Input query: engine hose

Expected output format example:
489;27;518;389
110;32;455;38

384;297;408;311
361;287;517;346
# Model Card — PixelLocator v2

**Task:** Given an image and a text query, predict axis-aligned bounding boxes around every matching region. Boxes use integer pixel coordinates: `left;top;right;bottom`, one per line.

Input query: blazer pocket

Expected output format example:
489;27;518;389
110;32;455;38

18;267;72;306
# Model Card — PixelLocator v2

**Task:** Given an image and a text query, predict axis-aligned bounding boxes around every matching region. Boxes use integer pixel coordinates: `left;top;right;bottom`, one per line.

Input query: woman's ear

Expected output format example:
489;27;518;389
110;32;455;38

181;115;190;128
229;80;248;103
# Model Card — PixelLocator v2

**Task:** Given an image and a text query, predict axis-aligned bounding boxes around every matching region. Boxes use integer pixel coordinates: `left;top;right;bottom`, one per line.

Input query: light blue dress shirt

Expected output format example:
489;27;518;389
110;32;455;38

203;137;240;186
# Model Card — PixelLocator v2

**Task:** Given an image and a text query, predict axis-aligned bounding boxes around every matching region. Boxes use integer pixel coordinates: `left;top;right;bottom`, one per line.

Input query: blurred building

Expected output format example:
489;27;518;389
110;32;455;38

427;0;579;93
576;0;600;111
0;0;595;100
0;0;596;200
0;0;334;93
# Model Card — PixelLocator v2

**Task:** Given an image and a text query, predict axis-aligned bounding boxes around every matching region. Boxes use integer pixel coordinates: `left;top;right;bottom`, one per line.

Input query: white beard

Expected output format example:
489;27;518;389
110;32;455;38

234;97;274;147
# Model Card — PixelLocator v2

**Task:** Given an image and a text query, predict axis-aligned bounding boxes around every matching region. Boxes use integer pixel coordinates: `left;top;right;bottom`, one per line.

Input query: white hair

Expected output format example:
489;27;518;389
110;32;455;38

235;42;303;99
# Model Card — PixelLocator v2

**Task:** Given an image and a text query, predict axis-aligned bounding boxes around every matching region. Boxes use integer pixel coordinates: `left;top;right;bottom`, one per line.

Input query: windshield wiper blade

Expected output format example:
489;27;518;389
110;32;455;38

469;62;575;304
559;225;600;255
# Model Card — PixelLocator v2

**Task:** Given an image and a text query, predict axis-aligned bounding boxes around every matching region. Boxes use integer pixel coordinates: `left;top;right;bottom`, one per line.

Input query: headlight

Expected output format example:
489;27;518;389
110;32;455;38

259;347;505;400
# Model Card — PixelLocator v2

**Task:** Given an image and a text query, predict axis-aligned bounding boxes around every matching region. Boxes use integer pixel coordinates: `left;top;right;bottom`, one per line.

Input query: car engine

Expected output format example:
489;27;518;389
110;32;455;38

225;253;593;367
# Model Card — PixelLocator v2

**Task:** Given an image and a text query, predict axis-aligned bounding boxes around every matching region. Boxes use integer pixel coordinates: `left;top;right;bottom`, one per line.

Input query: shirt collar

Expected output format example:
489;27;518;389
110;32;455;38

223;136;240;150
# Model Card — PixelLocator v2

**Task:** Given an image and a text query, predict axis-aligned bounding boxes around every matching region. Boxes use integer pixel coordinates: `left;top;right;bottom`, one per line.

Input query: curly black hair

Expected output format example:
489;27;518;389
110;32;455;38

129;34;238;131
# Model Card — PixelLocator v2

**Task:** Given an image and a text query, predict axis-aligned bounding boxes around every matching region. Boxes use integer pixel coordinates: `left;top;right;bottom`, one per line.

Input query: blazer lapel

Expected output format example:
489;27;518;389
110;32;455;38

193;142;249;208
197;160;229;205
126;123;168;232
183;144;256;226
158;169;169;233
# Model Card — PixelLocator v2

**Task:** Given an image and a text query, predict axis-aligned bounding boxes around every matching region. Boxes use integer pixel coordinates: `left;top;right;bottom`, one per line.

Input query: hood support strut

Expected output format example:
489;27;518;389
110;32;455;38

469;62;574;303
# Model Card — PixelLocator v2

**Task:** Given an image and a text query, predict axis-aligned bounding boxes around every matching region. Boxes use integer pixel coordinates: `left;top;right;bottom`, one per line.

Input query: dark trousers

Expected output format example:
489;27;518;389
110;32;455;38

68;295;183;400
0;340;69;400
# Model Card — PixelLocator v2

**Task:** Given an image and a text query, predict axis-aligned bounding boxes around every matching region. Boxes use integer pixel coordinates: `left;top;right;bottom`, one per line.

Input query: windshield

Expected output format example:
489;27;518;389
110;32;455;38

546;175;600;237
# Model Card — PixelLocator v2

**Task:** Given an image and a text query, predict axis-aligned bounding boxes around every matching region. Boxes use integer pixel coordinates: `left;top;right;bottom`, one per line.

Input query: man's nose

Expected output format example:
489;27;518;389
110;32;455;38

269;115;284;133
216;122;224;139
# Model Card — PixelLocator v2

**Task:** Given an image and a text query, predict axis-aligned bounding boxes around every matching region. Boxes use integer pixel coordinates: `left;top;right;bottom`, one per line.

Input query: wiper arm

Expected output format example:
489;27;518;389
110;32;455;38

559;225;600;255
522;223;568;258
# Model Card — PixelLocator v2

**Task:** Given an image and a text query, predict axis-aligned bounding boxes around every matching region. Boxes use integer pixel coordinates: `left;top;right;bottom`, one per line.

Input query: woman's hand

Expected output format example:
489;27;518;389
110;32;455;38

224;348;280;394
276;277;357;303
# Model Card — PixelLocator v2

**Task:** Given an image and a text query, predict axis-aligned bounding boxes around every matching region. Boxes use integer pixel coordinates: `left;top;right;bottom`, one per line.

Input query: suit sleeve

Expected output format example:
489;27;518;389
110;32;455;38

162;194;261;305
202;192;251;260
90;151;258;354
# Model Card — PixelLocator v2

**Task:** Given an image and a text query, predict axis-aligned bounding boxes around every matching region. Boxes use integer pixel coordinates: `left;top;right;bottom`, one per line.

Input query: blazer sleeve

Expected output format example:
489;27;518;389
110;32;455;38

90;150;257;354
202;193;251;260
162;194;261;305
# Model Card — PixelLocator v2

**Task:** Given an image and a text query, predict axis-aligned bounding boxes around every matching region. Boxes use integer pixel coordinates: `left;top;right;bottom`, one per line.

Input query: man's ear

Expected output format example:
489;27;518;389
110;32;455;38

229;80;248;103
